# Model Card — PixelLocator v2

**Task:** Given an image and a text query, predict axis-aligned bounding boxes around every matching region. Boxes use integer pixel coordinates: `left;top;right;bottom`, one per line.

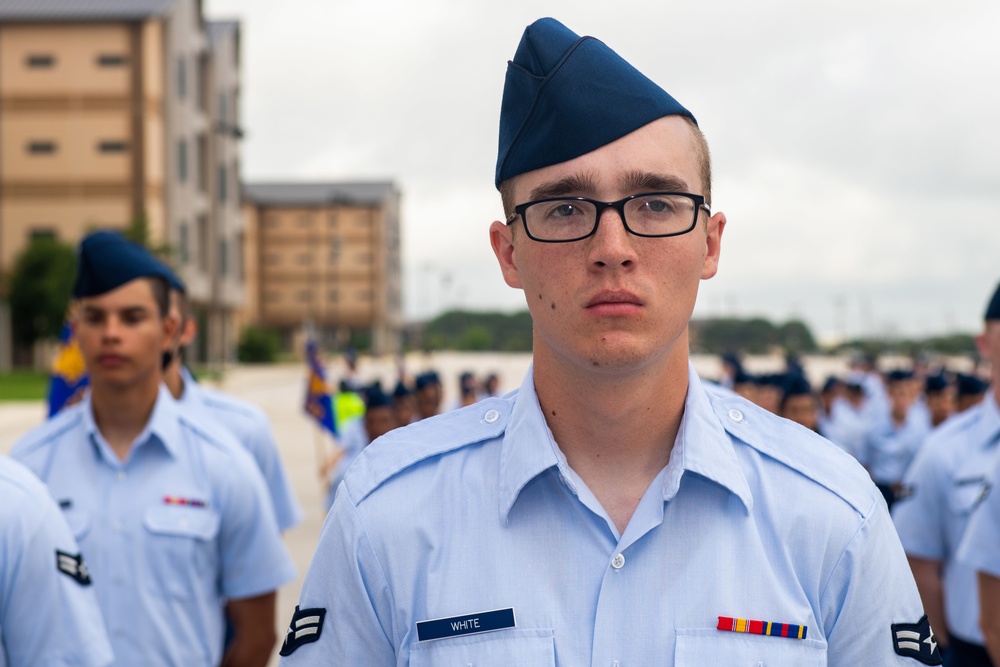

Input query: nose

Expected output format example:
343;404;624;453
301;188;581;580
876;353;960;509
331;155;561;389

101;315;123;342
587;206;636;269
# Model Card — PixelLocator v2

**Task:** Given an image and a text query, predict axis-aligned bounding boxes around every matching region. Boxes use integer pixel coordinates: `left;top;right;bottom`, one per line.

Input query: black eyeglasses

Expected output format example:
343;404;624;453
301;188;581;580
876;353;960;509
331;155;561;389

505;192;709;243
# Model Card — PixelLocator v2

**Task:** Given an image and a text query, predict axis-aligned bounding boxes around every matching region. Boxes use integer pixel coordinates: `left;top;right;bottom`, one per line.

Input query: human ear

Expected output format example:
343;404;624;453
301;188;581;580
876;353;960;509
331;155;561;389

489;220;522;289
701;211;726;280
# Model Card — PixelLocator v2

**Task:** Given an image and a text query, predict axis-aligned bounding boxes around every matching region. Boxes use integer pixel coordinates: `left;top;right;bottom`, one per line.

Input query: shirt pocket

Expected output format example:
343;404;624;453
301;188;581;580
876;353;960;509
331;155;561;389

61;505;91;541
948;481;988;517
142;505;221;599
675;628;827;667
408;628;554;667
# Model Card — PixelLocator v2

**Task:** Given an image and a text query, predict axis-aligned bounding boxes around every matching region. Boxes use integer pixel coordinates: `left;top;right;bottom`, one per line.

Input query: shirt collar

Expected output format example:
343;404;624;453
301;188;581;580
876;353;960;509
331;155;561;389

177;365;202;406
81;384;182;462
497;363;753;524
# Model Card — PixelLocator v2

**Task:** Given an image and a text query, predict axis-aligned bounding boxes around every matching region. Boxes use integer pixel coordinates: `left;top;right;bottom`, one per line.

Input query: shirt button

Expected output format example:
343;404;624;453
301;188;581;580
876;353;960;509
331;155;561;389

484;409;500;423
728;408;744;422
611;553;625;569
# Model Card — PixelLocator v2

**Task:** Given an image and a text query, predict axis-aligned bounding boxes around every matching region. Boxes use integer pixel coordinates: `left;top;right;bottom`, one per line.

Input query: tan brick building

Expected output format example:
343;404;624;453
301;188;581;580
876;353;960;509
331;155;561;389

0;0;244;367
242;182;403;355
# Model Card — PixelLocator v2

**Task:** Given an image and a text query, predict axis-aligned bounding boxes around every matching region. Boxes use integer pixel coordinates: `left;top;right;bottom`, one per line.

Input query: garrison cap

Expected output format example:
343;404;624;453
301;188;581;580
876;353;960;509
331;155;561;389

986;281;1000;321
365;382;393;410
924;374;950;394
956;373;988;398
496;17;695;188
885;369;914;383
782;374;814;399
393;380;413;398
73;230;184;298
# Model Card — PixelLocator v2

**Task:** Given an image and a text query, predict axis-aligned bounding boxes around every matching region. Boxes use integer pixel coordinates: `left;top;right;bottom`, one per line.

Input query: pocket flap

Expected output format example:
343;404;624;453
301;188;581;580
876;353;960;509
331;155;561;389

143;505;220;540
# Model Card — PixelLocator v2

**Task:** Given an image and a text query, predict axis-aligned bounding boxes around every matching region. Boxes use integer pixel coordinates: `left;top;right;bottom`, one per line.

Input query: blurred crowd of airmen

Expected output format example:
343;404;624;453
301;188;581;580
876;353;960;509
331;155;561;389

712;282;1000;666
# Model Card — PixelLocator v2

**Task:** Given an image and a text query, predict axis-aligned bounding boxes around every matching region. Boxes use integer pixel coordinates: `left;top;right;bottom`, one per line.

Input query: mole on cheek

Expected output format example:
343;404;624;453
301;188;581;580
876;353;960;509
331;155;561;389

550;302;556;310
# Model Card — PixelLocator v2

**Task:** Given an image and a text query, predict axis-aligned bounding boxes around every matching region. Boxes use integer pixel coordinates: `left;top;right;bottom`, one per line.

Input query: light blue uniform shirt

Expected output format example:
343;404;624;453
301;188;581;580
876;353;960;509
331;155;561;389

0;455;114;667
892;391;1000;644
12;386;297;667
179;366;303;532
281;365;929;666
956;393;1000;580
859;404;932;485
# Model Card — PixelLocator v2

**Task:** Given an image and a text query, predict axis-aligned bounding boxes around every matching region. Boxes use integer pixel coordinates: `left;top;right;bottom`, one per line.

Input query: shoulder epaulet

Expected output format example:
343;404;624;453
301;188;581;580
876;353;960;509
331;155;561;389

197;386;266;421
176;410;241;453
344;396;514;504
10;404;84;457
704;385;877;517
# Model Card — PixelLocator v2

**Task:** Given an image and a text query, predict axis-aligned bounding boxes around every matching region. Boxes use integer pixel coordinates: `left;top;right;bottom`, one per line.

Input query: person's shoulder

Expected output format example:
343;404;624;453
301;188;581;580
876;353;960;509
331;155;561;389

176;409;256;466
342;395;512;504
0;456;54;517
195;383;269;424
10;403;85;459
703;384;878;517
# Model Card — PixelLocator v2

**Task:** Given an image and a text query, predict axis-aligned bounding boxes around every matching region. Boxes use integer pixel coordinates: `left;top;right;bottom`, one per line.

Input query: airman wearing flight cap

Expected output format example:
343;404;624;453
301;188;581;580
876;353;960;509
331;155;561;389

0;454;113;667
12;230;296;667
280;18;935;666
894;281;1000;667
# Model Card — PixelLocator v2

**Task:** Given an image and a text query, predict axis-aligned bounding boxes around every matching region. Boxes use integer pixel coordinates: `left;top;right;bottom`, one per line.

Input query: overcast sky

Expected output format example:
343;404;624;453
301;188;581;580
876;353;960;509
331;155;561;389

205;0;999;342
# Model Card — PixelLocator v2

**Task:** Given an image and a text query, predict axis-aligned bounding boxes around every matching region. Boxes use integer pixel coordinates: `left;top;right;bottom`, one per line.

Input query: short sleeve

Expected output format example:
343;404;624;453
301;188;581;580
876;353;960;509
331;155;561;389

214;446;297;600
1;477;114;667
243;414;304;533
278;486;395;665
822;496;941;666
891;441;948;561
956;460;1000;579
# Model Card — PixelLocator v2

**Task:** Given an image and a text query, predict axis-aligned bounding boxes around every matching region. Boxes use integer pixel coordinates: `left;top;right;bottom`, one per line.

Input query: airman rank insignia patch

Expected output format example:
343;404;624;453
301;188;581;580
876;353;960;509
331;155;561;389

55;550;92;586
279;605;326;656
892;616;942;664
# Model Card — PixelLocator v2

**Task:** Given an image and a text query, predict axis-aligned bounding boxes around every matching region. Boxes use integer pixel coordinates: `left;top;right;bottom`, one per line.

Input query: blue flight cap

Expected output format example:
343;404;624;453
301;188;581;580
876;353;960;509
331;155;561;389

496;17;695;189
986;281;1000;321
924;374;949;394
886;369;914;384
821;376;842;394
956;373;987;397
782;374;814;399
73;230;183;298
392;380;412;398
365;382;393;410
415;372;441;391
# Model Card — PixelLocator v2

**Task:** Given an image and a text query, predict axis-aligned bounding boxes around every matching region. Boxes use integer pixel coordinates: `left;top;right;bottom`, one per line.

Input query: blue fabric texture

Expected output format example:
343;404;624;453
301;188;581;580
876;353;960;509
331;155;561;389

495;17;695;188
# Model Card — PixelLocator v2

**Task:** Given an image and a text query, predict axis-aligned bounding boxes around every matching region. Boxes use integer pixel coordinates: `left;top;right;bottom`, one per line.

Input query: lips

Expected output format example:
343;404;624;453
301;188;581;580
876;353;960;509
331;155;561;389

585;289;642;309
96;354;127;367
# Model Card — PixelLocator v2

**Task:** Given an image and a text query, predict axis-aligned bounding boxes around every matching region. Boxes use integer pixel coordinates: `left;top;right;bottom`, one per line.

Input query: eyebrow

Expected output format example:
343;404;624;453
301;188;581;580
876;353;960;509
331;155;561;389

527;174;601;201
618;170;690;194
80;305;150;317
527;171;692;203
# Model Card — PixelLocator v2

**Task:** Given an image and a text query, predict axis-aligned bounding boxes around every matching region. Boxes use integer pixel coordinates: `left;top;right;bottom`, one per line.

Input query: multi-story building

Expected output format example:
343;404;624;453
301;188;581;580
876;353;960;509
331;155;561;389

242;182;403;355
0;0;243;368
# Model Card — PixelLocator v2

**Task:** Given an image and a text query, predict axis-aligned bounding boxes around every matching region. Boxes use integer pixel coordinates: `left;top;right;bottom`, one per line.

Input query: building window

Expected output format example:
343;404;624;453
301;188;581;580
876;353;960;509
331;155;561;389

179;222;190;264
327;212;339;226
177;139;187;182
297;290;312;303
217;164;227;204
266;253;281;265
218;92;228;124
327;291;339;303
266;292;281;303
97;141;128;154
357;289;374;301
196;134;208;193
27;141;56;155
26;54;54;68
197;216;209;271
177;56;186;99
298;214;312;227
298;252;312;264
265;215;281;228
235;233;245;279
219;239;228;277
97;54;128;67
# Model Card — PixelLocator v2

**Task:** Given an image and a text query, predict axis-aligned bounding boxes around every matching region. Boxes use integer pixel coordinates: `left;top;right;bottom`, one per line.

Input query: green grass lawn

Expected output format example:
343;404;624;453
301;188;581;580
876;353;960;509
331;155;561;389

0;371;49;401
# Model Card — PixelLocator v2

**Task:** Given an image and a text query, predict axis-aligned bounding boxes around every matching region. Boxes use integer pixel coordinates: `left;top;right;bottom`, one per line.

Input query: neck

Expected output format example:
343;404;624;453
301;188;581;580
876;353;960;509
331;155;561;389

164;362;185;399
532;332;690;533
91;376;160;461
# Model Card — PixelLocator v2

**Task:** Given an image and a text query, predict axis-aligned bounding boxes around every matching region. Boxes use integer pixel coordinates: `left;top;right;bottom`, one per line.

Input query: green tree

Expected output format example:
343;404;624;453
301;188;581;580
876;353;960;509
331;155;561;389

237;325;281;363
8;236;76;347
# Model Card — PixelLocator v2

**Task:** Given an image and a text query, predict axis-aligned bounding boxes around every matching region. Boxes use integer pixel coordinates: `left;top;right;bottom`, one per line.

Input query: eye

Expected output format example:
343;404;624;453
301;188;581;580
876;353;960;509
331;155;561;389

640;197;679;215
540;201;586;220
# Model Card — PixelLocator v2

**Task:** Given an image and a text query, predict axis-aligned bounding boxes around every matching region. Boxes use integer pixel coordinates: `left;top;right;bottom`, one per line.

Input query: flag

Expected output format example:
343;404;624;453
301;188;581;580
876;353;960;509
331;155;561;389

47;320;89;417
304;339;337;437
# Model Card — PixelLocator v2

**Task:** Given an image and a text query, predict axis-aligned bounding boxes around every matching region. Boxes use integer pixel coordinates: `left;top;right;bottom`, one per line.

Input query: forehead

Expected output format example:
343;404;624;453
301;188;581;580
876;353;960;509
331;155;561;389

77;278;156;310
510;116;701;202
